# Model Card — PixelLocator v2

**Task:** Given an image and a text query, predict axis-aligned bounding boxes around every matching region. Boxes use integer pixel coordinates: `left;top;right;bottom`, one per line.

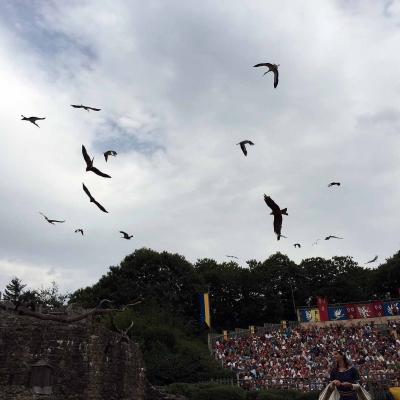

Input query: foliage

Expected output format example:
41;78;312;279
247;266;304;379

3;277;26;304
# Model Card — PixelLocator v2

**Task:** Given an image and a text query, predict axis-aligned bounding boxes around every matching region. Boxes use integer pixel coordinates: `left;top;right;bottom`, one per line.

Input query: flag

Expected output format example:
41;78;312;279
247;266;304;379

345;304;360;319
199;293;211;328
317;297;329;321
356;303;375;319
328;306;348;321
371;300;384;317
299;309;313;322
384;301;400;316
309;308;321;322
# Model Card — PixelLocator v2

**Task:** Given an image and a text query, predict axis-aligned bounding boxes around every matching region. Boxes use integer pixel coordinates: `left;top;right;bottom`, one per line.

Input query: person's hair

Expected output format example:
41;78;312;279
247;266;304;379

332;350;350;372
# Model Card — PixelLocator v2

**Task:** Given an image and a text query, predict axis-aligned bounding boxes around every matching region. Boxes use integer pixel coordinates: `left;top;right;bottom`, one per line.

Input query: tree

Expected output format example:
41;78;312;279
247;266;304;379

37;281;69;308
3;277;26;304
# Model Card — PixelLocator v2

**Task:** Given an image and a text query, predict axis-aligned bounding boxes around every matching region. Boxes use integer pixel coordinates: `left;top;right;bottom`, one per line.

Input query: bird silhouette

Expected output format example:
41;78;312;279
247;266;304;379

75;229;84;236
253;63;279;88
293;243;301;248
328;182;341;187
226;255;239;259
71;104;101;112
104;150;117;162
82;145;111;178
366;255;378;264
325;235;343;240
82;183;108;213
236;140;254;156
21;115;45;128
263;194;288;240
120;231;133;240
39;212;65;225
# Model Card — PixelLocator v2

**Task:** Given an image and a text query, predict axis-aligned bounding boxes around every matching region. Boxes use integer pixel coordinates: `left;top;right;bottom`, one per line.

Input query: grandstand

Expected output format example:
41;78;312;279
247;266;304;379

210;302;400;393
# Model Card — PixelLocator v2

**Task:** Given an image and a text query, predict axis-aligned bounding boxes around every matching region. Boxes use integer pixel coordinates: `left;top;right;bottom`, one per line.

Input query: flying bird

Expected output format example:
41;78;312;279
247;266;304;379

226;255;239;259
21;115;45;127
104;150;117;162
366;255;378;264
263;194;288;240
39;212;65;225
293;243;301;248
71;104;101;112
236;140;254;156
325;235;343;240
253;63;279;88
75;229;84;236
82;183;108;213
328;182;341;187
82;145;111;178
120;231;133;240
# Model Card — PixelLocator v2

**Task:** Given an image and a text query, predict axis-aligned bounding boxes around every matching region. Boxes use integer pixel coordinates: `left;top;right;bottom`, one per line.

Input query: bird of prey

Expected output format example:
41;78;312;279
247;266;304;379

328;182;341;187
366;255;378;264
21;115;45;127
71;104;101;112
263;194;288;240
236;140;254;156
226;255;239;259
82;145;111;178
82;183;108;213
104;150;117;162
325;235;343;240
39;212;65;225
75;229;84;236
120;231;133;240
294;243;301;248
253;63;279;88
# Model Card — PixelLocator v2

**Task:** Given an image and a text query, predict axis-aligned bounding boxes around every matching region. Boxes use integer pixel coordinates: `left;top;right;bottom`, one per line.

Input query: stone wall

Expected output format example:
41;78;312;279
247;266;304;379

0;311;147;400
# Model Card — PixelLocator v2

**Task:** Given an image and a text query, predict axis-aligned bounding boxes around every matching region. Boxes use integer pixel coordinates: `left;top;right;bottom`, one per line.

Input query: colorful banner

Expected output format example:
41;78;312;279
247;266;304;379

372;300;384;317
317;297;329;321
356;303;375;319
384;301;400;316
328;306;348;321
345;304;360;319
199;293;211;328
299;309;320;322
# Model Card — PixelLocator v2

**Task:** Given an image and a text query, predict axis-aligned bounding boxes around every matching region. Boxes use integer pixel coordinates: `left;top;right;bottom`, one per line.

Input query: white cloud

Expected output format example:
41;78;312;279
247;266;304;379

0;0;400;293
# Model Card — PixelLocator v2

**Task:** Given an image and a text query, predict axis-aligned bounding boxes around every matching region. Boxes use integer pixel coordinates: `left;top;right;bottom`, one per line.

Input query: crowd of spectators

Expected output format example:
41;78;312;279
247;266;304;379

213;320;400;391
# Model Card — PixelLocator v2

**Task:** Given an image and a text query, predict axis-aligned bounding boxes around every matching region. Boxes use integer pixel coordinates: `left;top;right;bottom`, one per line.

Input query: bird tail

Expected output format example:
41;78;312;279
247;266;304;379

281;208;288;215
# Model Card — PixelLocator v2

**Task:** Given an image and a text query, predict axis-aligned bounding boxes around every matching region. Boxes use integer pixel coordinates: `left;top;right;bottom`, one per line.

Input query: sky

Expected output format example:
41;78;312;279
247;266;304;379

1;0;400;294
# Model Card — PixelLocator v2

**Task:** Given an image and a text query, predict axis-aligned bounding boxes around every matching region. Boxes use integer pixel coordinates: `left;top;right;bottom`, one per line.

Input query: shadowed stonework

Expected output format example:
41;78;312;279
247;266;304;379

0;311;147;400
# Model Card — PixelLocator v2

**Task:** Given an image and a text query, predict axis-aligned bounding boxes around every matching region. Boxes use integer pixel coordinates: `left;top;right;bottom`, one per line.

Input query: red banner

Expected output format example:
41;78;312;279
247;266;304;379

346;304;360;319
372;300;384;317
317;297;329;321
356;303;375;319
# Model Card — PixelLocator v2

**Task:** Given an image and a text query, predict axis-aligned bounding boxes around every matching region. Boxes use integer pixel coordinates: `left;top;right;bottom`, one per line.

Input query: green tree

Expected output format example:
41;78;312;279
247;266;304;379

3;277;26;304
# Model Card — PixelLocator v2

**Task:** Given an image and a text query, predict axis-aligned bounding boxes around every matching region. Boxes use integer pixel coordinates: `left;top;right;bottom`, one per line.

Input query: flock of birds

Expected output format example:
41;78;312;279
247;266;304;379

230;63;379;266
23;106;134;241
23;64;379;265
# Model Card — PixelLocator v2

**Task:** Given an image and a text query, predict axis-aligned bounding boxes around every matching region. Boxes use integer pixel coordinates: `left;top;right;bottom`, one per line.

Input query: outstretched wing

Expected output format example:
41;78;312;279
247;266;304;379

90;167;111;178
93;199;108;213
82;183;93;200
50;219;65;223
273;69;279;88
240;142;247;156
264;194;280;213
332;236;343;239
82;145;92;168
253;63;274;68
71;105;82;108
120;231;128;237
273;213;282;239
104;152;109;162
87;106;101;111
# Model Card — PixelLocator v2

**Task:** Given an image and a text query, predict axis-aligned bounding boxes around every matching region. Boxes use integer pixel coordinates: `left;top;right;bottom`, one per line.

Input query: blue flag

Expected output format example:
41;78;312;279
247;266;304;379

328;306;348;321
383;301;400;316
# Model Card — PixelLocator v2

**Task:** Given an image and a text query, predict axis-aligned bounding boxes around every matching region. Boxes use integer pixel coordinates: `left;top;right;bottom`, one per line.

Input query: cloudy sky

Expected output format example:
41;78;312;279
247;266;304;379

1;0;400;294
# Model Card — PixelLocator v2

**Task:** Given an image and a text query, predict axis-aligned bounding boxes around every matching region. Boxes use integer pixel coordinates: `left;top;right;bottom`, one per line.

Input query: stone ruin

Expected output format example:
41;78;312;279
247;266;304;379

0;307;157;400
